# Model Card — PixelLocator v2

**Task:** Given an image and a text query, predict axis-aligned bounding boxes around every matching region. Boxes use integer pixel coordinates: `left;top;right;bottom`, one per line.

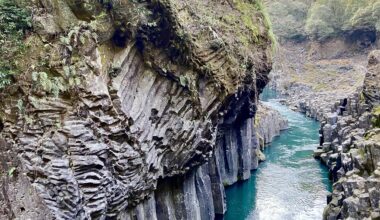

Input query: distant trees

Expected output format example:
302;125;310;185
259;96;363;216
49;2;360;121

305;0;380;40
265;0;380;41
265;0;313;41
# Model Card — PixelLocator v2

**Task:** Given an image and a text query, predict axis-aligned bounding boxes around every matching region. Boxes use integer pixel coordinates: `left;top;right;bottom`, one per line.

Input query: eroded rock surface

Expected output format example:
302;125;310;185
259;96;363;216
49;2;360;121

321;50;380;220
115;99;289;219
0;0;273;219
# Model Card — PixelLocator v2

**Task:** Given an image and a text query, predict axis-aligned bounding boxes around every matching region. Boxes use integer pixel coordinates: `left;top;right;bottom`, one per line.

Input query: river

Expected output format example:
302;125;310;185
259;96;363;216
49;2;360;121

224;89;332;220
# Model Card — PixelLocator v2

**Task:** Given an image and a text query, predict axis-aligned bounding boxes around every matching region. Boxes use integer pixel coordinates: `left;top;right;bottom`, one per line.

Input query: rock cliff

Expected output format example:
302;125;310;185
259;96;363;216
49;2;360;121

0;0;274;219
255;102;288;145
112;99;288;220
320;50;380;220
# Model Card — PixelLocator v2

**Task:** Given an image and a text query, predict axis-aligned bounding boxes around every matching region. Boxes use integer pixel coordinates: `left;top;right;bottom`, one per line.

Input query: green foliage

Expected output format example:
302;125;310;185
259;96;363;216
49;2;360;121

305;0;380;40
372;106;380;128
0;0;31;89
8;167;16;177
266;0;380;41
265;0;313;41
32;72;67;97
179;75;188;87
256;0;277;50
231;0;277;49
63;65;82;88
0;72;12;88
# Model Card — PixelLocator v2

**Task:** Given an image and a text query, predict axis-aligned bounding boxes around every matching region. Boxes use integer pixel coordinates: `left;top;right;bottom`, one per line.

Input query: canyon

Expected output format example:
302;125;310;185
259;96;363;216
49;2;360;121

269;35;380;220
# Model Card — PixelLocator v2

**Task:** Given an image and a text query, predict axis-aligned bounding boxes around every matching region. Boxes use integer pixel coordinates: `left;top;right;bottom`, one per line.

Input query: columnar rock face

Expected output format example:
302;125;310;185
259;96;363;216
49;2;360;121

256;102;289;145
311;50;380;220
114;102;288;219
364;50;380;107
0;0;274;219
213;102;288;186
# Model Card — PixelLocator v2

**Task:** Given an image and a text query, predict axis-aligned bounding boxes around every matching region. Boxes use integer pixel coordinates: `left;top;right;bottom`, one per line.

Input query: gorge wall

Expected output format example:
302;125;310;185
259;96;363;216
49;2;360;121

319;50;380;220
0;0;277;219
115;102;288;219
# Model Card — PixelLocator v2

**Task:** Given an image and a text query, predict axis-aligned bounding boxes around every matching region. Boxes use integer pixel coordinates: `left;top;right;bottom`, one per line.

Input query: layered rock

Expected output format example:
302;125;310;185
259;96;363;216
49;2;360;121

0;139;53;220
114;100;289;219
255;102;288;145
214;102;288;186
320;50;380;219
0;0;274;219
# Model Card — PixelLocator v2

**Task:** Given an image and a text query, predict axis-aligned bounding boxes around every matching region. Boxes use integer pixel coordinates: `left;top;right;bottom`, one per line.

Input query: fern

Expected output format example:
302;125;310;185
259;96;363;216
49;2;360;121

32;72;67;97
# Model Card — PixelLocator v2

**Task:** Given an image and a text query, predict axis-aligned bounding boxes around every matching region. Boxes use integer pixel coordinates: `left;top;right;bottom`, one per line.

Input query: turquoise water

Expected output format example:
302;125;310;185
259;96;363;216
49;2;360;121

224;89;332;220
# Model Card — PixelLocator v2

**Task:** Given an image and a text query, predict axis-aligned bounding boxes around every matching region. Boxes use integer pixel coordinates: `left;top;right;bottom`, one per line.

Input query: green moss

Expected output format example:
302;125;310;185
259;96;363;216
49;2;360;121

255;0;277;50
233;0;260;44
371;106;380;128
358;148;366;159
230;0;276;50
373;106;380;115
360;92;366;103
255;114;261;126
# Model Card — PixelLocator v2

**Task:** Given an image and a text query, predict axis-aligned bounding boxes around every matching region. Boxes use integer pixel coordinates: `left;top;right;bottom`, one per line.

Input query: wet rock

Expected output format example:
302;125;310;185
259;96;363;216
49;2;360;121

323;142;332;152
314;149;325;159
327;113;338;125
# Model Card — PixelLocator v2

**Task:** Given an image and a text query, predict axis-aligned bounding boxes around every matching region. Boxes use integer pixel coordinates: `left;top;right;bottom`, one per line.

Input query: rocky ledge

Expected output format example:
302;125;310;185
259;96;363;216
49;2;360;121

0;0;275;219
319;50;380;220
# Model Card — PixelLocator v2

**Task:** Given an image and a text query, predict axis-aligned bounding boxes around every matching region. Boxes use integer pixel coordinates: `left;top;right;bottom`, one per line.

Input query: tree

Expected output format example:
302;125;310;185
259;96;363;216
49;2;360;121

0;0;31;89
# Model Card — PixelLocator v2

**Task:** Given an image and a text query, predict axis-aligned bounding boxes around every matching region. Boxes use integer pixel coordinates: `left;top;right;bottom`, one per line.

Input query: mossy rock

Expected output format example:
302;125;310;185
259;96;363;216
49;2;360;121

372;106;380;128
65;0;104;21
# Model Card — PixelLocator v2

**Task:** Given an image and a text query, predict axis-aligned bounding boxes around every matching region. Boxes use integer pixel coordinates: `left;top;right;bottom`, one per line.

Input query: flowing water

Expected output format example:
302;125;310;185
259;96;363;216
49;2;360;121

224;89;332;220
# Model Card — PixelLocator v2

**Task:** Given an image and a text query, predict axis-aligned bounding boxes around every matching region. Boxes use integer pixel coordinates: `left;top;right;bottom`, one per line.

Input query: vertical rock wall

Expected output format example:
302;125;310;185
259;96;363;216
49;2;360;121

0;0;276;219
311;50;380;220
119;102;288;219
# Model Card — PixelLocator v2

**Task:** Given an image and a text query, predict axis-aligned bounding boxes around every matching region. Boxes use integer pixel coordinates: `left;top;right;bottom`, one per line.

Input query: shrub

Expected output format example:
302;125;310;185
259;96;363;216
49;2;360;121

0;0;31;89
266;0;380;41
305;0;380;40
